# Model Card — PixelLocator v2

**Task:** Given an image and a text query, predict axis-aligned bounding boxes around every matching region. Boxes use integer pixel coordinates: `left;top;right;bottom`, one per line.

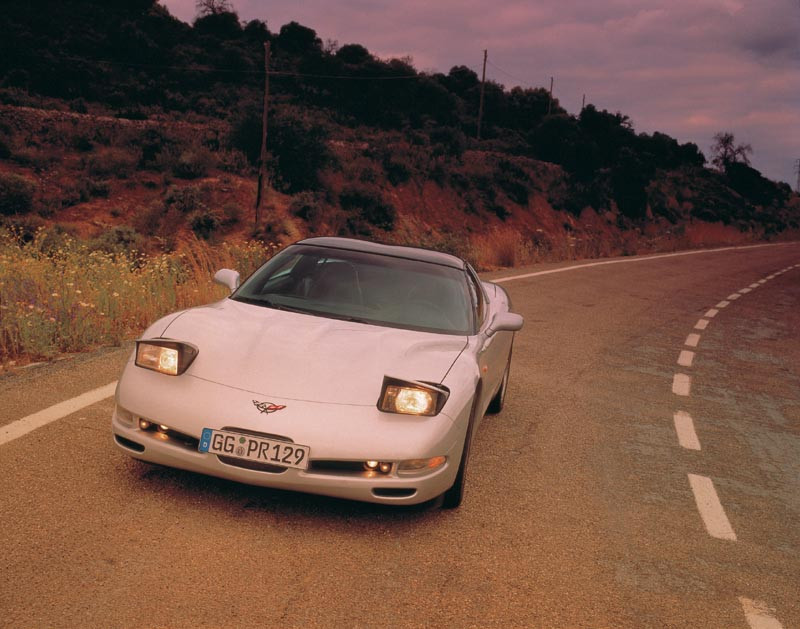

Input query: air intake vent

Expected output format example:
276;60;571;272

114;434;145;453
372;488;416;498
216;455;287;474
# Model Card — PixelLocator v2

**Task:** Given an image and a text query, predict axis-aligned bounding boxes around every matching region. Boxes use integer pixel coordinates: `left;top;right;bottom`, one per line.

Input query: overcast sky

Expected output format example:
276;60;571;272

161;0;799;186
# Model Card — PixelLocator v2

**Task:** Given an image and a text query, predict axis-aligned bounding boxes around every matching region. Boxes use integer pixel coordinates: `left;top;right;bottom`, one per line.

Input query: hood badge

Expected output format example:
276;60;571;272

253;400;286;414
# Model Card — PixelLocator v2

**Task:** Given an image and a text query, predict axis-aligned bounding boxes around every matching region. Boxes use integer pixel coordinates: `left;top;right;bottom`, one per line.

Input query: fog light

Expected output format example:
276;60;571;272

398;456;447;474
158;424;169;432
379;462;392;474
365;460;379;470
139;419;151;430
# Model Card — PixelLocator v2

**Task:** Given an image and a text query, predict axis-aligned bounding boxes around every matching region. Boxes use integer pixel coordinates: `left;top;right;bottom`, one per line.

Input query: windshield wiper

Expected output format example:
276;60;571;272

234;296;370;323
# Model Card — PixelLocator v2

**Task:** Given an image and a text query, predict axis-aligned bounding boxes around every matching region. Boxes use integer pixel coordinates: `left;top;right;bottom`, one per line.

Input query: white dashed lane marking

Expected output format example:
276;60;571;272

684;333;701;347
739;287;752;294
716;300;730;308
677;350;695;367
727;293;741;300
672;373;692;396
739;597;785;629
704;308;719;318
688;474;737;541
694;319;710;330
0;382;117;446
674;411;701;450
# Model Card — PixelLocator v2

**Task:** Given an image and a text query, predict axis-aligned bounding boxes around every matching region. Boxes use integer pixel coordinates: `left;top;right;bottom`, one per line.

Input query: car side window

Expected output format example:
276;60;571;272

465;266;485;328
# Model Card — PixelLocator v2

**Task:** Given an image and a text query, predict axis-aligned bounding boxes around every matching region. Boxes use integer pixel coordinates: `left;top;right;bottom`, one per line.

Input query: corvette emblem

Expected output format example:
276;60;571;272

253;400;286;414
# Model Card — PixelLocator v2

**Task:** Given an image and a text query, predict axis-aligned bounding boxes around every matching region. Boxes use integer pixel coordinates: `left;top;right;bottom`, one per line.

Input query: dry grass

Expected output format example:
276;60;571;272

0;227;277;363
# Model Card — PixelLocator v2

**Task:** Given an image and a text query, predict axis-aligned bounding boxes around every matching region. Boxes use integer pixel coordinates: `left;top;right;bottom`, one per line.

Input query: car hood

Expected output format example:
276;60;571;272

159;299;468;405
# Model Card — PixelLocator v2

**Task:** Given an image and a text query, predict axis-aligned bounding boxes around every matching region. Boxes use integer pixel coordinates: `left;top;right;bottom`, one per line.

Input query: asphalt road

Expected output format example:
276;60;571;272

1;243;799;628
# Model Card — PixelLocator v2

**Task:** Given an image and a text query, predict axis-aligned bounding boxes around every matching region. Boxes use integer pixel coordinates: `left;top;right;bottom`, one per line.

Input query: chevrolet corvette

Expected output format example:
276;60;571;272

111;237;523;508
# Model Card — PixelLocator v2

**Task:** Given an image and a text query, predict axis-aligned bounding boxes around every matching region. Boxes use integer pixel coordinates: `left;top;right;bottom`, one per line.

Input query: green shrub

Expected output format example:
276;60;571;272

190;210;222;239
221;201;242;226
0;133;11;159
164;185;205;213
89;225;144;254
217;149;249;174
382;154;412;186
0;173;37;215
12;146;57;171
172;147;215;179
339;186;395;233
84;147;138;178
69;98;88;113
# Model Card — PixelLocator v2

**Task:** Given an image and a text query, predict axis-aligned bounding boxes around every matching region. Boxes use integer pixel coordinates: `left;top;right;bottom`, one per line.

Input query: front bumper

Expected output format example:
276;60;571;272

111;364;469;505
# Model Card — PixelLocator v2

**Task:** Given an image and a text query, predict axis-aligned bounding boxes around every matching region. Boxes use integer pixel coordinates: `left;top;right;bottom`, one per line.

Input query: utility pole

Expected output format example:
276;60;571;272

476;49;487;140
255;41;271;229
547;76;554;115
795;158;800;193
581;93;586;111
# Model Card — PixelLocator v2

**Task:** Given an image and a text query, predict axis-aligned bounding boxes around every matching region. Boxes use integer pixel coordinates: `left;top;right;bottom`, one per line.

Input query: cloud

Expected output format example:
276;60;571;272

159;0;800;184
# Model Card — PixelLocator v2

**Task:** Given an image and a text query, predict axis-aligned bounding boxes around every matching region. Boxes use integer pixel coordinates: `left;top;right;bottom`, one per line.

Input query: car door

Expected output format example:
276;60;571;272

466;266;507;417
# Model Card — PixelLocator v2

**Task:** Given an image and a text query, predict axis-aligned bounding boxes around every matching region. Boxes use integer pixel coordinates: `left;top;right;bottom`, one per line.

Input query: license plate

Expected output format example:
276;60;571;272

199;428;309;470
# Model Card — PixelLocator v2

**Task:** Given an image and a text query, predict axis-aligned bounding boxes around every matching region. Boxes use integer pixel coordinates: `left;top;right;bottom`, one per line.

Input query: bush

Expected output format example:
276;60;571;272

0;133;11;159
339;186;396;233
84;147;138;178
230;109;333;193
217;149;249;174
172;147;215;179
221;201;242;226
89;226;144;255
190;210;222;239
164;185;205;213
495;159;532;205
0;173;37;215
382;154;412;186
12;146;57;171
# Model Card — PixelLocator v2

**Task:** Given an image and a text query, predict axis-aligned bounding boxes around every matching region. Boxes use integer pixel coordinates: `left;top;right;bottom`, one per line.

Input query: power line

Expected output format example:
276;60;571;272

485;59;533;87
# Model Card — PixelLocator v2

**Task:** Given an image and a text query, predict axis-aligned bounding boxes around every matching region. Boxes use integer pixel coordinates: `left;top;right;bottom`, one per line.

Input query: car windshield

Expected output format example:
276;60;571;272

232;244;474;335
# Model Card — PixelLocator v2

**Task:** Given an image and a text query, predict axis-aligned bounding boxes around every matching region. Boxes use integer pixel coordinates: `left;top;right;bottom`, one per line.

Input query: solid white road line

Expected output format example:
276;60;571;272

493;242;798;284
716;300;730;308
685;333;701;347
704;308;719;318
687;474;737;541
739;597;784;629
677;350;695;367
695;319;710;330
672;373;691;396
0;382;117;447
674;411;701;450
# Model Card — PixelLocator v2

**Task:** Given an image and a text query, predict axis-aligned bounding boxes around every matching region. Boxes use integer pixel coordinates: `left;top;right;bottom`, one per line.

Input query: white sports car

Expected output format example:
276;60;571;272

112;237;523;508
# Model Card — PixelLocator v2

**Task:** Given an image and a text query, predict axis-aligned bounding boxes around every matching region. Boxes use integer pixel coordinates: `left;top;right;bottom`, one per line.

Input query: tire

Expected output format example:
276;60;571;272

442;395;478;509
487;347;512;415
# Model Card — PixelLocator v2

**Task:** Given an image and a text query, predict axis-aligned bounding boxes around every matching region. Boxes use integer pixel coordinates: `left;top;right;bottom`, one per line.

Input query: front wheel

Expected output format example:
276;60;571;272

487;349;512;414
441;398;477;509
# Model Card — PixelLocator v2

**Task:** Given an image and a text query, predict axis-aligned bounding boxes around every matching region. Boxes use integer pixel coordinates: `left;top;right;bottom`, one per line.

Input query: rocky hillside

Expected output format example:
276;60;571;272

1;0;798;268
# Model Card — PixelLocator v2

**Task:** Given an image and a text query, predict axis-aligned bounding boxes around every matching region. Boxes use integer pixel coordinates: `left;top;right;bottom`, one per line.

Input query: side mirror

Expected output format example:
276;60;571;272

486;312;524;337
214;269;240;294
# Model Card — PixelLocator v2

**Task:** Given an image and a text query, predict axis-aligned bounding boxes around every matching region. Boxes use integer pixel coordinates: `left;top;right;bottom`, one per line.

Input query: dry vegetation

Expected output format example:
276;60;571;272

0;226;275;363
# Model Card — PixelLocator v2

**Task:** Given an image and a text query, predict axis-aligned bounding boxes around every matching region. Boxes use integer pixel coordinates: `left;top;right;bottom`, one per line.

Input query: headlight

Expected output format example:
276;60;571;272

135;339;198;376
377;377;449;416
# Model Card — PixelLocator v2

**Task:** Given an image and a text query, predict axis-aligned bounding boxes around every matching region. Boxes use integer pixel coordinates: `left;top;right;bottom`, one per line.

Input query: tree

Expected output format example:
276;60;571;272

710;132;752;171
195;0;233;16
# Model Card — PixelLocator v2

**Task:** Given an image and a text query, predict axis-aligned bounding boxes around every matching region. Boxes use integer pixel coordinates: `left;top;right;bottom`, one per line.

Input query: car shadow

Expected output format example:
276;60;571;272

126;458;446;524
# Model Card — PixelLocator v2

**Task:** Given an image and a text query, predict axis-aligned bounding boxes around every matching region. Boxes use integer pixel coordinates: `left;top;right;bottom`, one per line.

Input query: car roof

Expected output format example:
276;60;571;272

296;237;467;270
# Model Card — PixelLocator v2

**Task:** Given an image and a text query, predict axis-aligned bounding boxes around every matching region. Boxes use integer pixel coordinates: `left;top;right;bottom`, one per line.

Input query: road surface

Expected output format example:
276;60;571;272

1;243;799;628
